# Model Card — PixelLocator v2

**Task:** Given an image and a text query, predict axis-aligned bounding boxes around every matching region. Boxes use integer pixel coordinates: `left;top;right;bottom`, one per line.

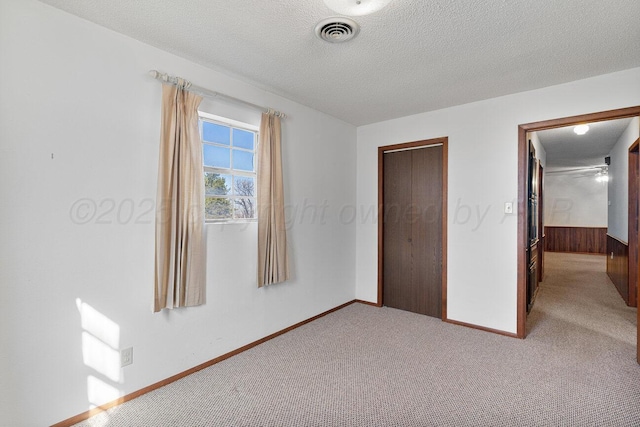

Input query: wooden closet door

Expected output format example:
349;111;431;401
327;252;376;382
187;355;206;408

383;150;413;312
412;146;443;318
383;146;442;318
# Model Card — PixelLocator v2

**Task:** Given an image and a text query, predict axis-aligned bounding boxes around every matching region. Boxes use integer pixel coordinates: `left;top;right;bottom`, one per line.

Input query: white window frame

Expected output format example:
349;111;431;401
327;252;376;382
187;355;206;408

199;112;259;223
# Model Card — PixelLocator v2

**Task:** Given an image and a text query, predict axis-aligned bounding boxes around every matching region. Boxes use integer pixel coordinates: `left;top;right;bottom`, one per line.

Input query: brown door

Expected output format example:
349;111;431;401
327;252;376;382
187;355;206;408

382;145;443;318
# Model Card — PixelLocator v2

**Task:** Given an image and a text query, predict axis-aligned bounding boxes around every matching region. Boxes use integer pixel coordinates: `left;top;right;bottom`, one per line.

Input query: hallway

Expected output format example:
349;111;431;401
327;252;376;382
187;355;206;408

528;251;636;355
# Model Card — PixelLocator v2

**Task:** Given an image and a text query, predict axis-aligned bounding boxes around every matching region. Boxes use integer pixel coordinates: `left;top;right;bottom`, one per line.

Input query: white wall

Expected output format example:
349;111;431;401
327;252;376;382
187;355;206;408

0;1;356;425
543;172;608;227
608;117;640;241
356;68;640;333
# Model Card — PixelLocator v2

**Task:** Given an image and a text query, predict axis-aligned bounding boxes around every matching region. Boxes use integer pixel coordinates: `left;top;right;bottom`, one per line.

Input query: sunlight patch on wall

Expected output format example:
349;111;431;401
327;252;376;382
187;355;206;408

77;299;120;349
77;298;124;413
87;375;120;408
82;332;121;382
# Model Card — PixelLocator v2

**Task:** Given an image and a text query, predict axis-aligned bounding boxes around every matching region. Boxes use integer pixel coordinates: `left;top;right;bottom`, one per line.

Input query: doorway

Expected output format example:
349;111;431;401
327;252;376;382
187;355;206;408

517;107;640;359
377;137;448;319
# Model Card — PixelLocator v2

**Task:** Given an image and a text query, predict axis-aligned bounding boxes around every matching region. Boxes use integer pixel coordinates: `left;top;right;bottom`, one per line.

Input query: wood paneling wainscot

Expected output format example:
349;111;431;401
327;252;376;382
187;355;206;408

606;235;630;304
544;226;607;254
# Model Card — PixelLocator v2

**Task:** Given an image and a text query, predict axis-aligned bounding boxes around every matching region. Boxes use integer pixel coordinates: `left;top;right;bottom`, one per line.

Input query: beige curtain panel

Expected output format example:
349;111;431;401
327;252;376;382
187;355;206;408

154;83;206;311
257;112;289;287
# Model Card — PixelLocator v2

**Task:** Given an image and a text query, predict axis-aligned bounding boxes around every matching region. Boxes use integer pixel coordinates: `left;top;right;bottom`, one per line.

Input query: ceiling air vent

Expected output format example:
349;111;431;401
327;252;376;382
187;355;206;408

315;17;360;43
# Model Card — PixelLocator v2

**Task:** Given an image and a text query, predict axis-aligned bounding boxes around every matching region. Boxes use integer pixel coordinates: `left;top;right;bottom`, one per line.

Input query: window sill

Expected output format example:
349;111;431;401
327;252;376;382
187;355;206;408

205;219;257;225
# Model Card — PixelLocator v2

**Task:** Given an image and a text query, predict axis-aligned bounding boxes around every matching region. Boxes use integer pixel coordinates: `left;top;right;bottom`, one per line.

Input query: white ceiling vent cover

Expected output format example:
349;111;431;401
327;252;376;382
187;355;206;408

315;17;360;43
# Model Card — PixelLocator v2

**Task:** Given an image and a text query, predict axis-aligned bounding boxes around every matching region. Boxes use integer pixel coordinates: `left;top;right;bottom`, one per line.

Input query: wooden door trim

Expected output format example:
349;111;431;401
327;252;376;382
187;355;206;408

538;164;544;282
629;138;640;307
378;137;448;319
517;106;640;339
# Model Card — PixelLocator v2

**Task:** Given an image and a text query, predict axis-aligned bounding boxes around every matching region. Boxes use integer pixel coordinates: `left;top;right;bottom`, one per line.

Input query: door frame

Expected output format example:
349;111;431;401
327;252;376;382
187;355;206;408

517;106;640;339
628;138;639;308
538;164;545;283
377;137;448;319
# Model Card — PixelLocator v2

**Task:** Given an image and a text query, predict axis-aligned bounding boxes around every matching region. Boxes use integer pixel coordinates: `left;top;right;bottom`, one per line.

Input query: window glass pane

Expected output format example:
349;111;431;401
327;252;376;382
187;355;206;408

233;176;255;197
233;129;254;150
205;197;233;220
233;149;254;172
203;145;230;168
200;115;257;222
202;122;230;145
205;173;231;196
234;198;256;219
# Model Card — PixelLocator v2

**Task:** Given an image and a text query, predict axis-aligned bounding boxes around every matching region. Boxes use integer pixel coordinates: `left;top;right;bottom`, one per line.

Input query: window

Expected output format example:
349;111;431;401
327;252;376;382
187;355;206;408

199;112;258;221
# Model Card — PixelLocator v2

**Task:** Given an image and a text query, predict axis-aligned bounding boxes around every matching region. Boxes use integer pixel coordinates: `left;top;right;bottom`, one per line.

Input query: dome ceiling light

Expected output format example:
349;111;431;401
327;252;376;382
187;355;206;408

323;0;393;16
573;124;590;135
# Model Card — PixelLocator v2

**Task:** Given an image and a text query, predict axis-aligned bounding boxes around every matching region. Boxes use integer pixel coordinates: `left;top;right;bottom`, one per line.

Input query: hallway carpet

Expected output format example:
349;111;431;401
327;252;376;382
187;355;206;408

74;253;639;427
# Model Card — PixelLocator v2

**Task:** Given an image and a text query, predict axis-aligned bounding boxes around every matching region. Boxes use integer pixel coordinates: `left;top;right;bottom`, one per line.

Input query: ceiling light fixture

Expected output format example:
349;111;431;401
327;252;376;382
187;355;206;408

323;0;393;16
573;124;590;135
596;167;609;183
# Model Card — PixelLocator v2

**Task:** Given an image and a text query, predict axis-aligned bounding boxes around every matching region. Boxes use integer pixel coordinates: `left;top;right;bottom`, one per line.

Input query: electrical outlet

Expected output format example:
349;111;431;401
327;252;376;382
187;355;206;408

121;347;133;367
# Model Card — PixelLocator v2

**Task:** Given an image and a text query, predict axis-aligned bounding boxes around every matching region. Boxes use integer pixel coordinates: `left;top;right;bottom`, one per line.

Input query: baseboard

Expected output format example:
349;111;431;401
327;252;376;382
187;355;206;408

355;299;381;307
52;299;358;427
444;318;519;339
360;301;518;339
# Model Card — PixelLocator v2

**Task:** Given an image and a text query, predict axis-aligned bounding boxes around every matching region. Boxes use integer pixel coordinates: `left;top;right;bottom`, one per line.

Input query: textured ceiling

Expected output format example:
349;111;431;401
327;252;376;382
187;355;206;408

536;118;633;170
37;0;640;126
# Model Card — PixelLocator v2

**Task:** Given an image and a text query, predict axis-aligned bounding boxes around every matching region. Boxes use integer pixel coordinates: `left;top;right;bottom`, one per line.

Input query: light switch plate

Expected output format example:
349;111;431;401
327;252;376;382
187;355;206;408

504;202;513;214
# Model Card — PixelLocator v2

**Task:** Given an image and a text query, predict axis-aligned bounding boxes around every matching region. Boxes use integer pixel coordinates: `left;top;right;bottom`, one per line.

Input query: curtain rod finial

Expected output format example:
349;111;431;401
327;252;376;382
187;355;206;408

148;70;160;79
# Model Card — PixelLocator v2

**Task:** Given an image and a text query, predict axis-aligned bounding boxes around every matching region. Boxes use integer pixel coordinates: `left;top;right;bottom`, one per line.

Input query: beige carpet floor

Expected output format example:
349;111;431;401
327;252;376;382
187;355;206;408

74;252;639;426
